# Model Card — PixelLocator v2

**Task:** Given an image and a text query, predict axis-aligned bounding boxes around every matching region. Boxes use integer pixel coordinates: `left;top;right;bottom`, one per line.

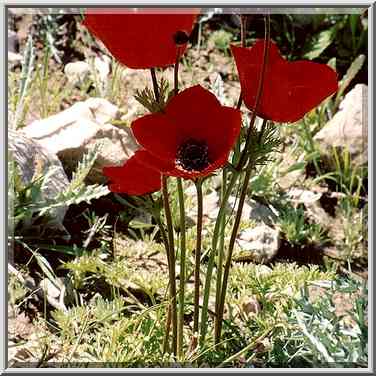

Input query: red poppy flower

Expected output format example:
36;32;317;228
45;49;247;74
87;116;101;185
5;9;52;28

103;150;161;195
131;85;242;180
83;8;199;69
231;40;338;123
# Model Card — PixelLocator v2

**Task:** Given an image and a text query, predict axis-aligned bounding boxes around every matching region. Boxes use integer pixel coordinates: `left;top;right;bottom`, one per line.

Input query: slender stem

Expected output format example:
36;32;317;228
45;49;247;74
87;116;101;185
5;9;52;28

215;169;227;314
154;213;171;267
214;15;271;344
162;176;177;356
174;53;180;96
177;178;186;359
150;68;160;102
302;118;322;175
236;15;271;171
199;170;240;345
215;167;252;343
162;303;172;355
149;198;172;355
236;93;243;110
192;178;203;347
198;244;216;349
235;15;247;110
240;14;247;48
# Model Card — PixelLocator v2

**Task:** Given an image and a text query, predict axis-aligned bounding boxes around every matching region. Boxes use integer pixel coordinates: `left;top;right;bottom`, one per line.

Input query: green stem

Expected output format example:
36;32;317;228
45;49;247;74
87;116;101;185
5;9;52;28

236;15;247;110
150;68;160;102
302;118;322;176
236;15;271;171
174;54;180;96
215;169;227;315
215;166;253;343
162;303;172;355
200;170;240;346
192;179;203;347
162;175;177;356
149;197;172;355
176;178;186;358
214;16;271;343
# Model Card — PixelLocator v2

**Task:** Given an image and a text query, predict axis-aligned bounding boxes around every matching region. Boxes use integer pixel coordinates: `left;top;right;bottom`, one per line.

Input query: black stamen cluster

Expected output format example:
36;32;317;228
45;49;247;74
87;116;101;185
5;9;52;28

176;139;210;172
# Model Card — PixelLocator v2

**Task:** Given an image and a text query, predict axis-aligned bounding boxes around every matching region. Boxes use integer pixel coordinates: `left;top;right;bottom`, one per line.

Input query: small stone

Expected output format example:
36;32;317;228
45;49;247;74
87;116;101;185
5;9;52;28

236;224;280;263
256;265;273;277
8;30;19;53
8;51;23;69
241;295;261;315
39;278;61;299
94;55;111;82
287;188;322;205
64;61;91;85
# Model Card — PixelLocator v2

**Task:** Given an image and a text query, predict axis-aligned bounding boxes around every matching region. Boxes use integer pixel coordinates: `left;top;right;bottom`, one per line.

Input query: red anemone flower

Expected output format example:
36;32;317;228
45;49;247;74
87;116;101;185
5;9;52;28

103;150;161;195
231;40;338;123
131;85;242;180
83;8;199;69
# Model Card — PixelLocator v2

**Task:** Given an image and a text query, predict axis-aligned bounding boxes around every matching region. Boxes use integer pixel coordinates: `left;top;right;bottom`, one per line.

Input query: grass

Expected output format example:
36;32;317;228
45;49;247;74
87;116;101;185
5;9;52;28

8;12;368;368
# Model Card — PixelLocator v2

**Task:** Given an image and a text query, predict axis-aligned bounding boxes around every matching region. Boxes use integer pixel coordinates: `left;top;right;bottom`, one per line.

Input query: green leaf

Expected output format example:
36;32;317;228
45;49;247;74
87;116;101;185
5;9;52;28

282;161;306;175
349;14;359;39
334;54;366;109
303;26;337;60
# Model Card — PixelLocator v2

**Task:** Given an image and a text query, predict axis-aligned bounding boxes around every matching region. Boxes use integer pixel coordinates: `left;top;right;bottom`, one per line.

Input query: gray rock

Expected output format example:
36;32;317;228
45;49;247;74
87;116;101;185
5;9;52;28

229;196;277;225
235;224;280;263
21;98;139;183
314;84;368;165
8;30;19;53
9;129;69;226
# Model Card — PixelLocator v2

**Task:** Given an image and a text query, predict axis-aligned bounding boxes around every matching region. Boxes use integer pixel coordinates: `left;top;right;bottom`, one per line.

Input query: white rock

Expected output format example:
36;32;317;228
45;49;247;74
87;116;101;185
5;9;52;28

236;224;280;263
21;98;139;183
94;55;111;82
314;83;368;165
8;51;22;67
189;191;220;220
64;61;91;85
40;278;61;298
9;129;69;226
287;188;322;206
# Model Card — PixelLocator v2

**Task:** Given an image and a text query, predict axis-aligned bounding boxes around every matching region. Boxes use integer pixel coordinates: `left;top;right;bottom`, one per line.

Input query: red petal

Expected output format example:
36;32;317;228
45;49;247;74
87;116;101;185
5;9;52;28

83;8;199;69
136;147;230;180
165;153;229;180
103;150;161;195
131;113;181;160
231;40;338;123
132;86;241;180
136;149;176;173
165;85;241;159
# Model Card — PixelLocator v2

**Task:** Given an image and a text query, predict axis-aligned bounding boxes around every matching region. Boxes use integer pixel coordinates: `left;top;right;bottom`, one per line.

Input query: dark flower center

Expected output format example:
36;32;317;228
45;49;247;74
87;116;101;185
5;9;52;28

176;139;210;172
173;30;190;45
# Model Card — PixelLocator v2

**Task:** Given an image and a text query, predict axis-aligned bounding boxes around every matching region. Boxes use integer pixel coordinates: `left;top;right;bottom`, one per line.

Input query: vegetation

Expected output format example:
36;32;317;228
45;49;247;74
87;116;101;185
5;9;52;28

8;9;368;368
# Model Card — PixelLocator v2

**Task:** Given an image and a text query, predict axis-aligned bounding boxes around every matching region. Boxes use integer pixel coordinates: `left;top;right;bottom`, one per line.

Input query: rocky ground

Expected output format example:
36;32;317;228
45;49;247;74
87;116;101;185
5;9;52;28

8;10;368;367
